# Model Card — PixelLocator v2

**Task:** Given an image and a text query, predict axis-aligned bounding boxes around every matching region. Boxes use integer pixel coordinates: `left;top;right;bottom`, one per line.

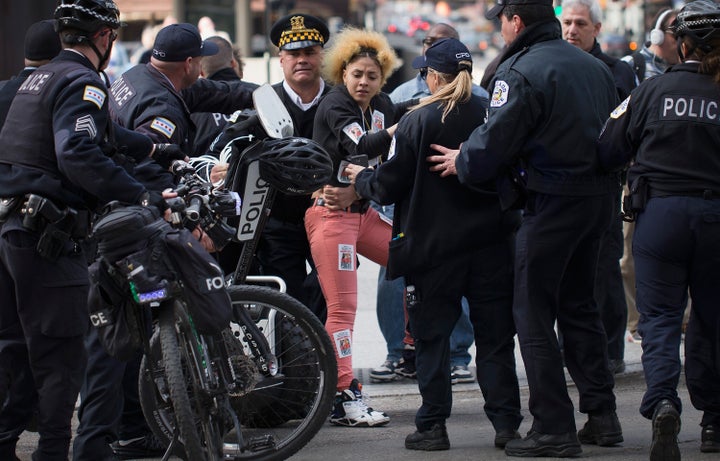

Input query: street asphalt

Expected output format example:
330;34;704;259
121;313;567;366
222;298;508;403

15;257;704;461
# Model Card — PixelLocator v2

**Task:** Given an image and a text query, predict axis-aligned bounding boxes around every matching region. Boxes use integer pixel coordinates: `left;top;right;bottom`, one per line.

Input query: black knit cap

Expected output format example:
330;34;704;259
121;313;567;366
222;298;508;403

269;14;329;51
24;20;62;61
485;0;553;19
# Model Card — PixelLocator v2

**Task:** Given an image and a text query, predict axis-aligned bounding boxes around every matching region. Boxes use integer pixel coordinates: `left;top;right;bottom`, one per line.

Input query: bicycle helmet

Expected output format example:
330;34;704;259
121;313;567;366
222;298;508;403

54;0;121;34
258;137;333;195
674;0;720;55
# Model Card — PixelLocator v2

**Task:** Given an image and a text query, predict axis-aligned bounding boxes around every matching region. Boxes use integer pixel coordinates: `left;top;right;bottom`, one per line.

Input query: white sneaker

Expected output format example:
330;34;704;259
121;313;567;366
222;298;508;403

451;365;475;384
370;360;399;382
329;379;390;427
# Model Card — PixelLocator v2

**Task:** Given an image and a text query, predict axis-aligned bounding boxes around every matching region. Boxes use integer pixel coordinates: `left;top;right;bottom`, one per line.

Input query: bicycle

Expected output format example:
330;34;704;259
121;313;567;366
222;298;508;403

90;85;337;460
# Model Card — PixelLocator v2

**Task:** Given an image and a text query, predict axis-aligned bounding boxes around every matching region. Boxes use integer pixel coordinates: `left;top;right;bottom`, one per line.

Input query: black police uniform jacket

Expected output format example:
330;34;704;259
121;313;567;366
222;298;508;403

109;62;254;154
354;94;519;275
190;67;260;156
598;61;720;196
0;67;36;130
270;81;331;223
457;19;619;196
313;84;414;187
590;41;636;101
0;50;149;210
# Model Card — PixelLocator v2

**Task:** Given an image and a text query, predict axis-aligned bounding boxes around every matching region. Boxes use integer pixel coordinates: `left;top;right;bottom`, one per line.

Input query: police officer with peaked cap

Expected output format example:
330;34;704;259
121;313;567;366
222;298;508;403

0;0;168;459
599;1;720;456
428;0;621;455
231;13;331;322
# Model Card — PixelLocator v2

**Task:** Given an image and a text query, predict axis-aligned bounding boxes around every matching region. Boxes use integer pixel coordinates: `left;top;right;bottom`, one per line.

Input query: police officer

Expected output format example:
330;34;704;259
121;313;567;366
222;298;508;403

0;19;62;129
257;14;330;321
429;0;621;456
598;1;720;457
191;35;259;156
109;22;254;189
0;1;166;459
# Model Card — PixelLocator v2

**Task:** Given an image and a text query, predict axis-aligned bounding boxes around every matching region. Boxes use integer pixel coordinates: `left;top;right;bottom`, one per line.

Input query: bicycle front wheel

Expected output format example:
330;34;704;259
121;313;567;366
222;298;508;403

226;284;337;461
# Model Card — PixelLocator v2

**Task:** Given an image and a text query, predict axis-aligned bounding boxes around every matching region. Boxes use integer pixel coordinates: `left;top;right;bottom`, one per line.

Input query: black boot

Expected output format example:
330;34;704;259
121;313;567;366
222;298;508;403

505;430;582;457
577;410;623;446
650;399;680;461
405;423;450;451
701;424;720;453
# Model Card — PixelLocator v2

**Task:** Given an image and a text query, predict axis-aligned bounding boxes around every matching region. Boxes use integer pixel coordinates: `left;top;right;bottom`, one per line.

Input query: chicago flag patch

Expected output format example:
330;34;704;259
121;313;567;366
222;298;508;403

150;117;176;138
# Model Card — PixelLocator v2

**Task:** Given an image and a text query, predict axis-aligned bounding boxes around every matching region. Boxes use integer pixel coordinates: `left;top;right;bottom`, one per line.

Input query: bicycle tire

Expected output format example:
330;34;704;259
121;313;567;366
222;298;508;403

225;284;337;461
158;301;206;461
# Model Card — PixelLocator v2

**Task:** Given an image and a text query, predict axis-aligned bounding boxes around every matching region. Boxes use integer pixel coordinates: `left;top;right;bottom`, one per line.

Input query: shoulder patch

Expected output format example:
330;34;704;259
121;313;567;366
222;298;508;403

150;117;176;139
83;85;106;110
490;80;509;108
342;122;364;145
610;95;631;119
75;114;97;138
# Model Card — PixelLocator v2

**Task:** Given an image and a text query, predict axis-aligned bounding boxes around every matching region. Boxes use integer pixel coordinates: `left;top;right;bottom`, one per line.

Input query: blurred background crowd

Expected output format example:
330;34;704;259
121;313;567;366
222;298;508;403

1;0;688;91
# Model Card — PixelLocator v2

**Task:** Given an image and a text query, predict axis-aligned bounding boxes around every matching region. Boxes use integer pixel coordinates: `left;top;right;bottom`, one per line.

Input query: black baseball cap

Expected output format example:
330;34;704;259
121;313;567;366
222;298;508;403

485;0;553;19
269;14;329;51
152;23;219;62
24;19;61;61
411;38;473;74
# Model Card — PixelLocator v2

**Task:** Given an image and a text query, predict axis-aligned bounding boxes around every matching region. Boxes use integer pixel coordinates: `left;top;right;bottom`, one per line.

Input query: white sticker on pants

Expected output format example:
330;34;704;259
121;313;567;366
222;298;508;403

338;244;355;271
333;329;352;358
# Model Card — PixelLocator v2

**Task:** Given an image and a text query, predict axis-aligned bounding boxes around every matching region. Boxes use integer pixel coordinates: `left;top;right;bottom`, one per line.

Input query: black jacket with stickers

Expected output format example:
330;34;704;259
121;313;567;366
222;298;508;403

0;50;149;210
457;19;619;196
312;84;415;187
354;94;520;274
598;61;720;195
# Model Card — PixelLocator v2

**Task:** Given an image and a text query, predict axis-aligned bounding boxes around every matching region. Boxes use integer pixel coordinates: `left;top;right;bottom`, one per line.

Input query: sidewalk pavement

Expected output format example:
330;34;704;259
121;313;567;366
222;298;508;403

352;256;647;398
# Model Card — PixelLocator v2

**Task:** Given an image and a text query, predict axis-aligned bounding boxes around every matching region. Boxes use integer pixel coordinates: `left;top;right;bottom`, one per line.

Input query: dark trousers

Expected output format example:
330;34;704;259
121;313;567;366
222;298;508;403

634;196;720;423
407;241;522;433
513;193;616;434
595;193;627;361
72;326;149;461
0;216;88;460
256;216;327;321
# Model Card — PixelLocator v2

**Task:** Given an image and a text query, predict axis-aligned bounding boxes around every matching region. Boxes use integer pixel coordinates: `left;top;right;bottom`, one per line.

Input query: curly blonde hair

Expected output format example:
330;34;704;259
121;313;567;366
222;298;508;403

322;27;397;86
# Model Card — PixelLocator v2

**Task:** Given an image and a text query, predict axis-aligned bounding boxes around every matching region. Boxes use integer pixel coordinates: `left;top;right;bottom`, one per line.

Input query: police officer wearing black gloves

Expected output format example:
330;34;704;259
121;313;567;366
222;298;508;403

0;1;166;459
429;0;621;456
599;1;720;457
110;22;255;190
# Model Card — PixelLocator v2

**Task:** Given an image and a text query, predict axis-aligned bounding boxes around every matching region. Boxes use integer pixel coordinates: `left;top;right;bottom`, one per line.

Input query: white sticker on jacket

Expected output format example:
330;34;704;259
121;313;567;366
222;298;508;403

338;244;355;271
333;329;352;358
491;80;509;108
371;110;385;132
342;122;364;144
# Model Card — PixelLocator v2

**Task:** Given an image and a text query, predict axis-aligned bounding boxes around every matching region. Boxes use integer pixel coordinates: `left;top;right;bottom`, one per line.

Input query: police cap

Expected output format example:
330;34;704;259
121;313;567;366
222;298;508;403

485;0;553;20
152;23;219;62
269;14;329;51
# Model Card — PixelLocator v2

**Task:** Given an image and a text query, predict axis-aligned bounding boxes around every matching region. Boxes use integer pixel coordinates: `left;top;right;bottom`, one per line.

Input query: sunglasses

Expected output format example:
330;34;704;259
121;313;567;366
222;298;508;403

419;67;428;80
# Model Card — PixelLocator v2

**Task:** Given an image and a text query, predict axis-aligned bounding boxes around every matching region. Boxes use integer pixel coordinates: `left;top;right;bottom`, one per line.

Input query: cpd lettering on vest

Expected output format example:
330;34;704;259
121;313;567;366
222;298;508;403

662;96;718;121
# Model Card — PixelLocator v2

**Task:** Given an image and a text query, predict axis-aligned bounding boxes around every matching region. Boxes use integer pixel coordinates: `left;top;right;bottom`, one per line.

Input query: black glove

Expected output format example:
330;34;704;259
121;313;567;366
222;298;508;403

152;144;186;169
139;191;168;213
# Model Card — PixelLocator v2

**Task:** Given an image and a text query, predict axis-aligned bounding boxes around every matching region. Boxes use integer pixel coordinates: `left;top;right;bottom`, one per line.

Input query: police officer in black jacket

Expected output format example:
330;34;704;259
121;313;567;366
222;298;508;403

0;1;165;459
0;20;62;130
190;35;259;156
599;1;720;457
429;0;621;456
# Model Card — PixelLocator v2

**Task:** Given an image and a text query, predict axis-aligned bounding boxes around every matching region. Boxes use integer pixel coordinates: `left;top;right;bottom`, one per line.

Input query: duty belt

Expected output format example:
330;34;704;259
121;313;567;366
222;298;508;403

19;194;91;239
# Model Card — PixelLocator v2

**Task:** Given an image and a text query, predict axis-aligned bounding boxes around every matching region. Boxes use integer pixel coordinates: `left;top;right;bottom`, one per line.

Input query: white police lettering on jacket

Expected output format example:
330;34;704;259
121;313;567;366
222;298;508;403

661;96;719;122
